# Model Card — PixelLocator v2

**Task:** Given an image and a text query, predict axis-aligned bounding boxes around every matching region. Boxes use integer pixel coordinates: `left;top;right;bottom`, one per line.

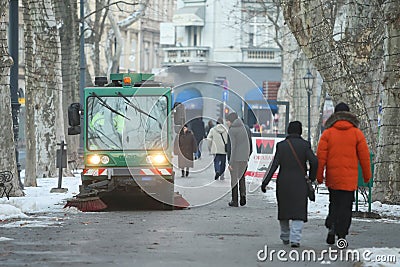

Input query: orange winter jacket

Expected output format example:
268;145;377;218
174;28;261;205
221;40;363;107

316;111;372;191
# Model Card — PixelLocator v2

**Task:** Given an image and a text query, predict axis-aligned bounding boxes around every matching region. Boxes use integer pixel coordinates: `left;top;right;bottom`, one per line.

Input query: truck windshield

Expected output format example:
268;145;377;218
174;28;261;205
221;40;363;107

87;95;168;151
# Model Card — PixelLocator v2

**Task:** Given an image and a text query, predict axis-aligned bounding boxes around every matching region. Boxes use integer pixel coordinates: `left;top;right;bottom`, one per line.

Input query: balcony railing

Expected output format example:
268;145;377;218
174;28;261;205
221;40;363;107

163;46;210;65
242;48;281;63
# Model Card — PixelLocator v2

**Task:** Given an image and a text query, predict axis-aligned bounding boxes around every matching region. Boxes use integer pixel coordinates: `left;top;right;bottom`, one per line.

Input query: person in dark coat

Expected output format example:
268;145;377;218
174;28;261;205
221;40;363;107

190;118;206;159
205;120;215;136
174;125;197;177
261;121;318;248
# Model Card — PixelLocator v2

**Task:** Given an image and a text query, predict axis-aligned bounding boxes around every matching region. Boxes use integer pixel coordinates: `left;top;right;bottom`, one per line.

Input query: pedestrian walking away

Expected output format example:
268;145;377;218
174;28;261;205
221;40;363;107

316;102;372;246
205;120;214;137
190;118;206;160
174;125;197;177
226;113;252;207
261;121;318;248
206;117;228;180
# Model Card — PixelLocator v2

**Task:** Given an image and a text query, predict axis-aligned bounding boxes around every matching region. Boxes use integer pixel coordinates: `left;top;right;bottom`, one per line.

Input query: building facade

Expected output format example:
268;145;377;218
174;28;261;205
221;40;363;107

161;0;282;127
85;0;176;76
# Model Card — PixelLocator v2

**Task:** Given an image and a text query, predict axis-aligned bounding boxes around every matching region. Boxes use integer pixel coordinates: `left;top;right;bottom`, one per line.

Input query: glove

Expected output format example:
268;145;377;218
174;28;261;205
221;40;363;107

261;185;266;193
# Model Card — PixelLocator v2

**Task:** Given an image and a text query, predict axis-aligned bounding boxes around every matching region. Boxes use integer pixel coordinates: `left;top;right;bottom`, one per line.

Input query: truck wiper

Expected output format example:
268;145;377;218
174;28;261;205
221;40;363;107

117;92;162;129
91;92;130;120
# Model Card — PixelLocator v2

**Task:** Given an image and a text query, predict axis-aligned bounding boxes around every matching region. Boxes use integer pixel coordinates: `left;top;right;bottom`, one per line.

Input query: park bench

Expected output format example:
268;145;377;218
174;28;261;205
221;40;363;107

0;171;13;200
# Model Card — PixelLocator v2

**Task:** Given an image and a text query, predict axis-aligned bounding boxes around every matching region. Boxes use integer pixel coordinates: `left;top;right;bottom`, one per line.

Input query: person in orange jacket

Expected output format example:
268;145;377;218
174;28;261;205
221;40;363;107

317;102;372;246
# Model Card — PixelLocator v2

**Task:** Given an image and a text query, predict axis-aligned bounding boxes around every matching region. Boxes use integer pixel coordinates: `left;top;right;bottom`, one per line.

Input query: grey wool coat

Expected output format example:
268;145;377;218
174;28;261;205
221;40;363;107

261;134;318;222
226;118;252;163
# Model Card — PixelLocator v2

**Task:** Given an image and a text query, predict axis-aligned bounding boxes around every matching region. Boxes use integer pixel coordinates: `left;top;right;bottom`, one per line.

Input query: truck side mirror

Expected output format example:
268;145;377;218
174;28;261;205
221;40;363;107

68;103;82;135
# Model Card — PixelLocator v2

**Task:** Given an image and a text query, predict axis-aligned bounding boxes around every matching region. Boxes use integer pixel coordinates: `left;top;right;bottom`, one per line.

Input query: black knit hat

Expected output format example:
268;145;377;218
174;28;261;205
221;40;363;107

226;112;238;123
334;102;350;113
287;121;302;135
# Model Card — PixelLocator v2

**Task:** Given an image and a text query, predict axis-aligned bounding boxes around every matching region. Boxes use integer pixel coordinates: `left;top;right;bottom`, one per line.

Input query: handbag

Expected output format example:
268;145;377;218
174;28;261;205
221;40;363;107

287;139;316;202
220;132;228;152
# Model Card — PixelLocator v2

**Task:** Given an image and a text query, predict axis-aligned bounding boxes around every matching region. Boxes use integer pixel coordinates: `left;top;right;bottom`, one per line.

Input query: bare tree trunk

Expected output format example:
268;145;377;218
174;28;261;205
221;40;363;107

281;0;382;152
92;0;110;76
281;0;400;203
0;2;24;196
54;0;80;174
23;0;65;179
268;3;323;144
374;1;400;204
23;0;37;186
313;83;327;150
105;0;148;76
277;25;301;107
106;12;123;76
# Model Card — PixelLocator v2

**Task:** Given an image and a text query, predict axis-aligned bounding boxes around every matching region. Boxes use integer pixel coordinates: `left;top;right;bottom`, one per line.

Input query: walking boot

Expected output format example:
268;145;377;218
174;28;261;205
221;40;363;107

290;242;300;248
228;201;238;207
185;170;189;177
326;227;335;245
181;170;185;177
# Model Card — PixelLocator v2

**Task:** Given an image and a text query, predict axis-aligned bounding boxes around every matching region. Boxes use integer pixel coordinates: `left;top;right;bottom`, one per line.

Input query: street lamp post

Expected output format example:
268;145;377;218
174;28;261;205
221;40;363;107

9;0;23;188
303;69;314;143
79;0;86;149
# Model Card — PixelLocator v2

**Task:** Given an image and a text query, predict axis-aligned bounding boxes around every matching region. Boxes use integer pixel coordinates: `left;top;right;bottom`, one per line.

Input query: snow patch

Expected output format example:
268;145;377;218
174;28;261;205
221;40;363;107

0;204;28;220
0;237;14;242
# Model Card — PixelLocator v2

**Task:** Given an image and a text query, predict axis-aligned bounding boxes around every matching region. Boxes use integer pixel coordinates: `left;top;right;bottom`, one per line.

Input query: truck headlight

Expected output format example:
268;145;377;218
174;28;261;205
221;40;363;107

146;154;167;165
88;154;101;165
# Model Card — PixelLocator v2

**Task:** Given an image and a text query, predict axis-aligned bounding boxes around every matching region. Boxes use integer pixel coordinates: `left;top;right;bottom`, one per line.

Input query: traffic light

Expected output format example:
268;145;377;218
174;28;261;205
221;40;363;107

216;103;223;118
224;106;229;115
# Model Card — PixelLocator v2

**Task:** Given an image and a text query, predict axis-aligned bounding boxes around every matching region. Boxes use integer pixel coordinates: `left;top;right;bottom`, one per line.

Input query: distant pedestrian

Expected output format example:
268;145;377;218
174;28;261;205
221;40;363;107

261;121;318;248
174;125;197;177
207;118;228;180
205;120;215;136
316;102;371;246
226;113;252;207
190;118;206;159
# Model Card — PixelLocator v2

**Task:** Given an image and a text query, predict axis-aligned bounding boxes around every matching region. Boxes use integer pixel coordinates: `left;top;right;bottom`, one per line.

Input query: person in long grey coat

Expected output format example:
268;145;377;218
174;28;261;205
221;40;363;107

261;121;318;248
226;113;252;207
174;125;197;177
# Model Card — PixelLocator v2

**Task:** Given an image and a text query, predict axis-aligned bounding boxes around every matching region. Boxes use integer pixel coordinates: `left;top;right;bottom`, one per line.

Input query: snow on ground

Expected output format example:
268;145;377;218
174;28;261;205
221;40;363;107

0;170;82;227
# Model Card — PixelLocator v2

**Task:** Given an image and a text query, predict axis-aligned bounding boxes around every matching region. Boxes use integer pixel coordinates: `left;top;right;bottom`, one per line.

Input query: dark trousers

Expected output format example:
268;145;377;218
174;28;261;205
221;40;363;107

195;146;201;159
325;188;355;238
230;161;247;204
213;154;226;175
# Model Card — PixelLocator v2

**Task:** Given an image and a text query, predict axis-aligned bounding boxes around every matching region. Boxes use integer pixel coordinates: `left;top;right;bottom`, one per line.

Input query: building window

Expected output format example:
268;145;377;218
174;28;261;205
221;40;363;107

249;33;254;47
188;26;201;47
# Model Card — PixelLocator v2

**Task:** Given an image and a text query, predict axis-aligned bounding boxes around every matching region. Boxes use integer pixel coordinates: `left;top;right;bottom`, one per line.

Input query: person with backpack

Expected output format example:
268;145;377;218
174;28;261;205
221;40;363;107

207;118;228;180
